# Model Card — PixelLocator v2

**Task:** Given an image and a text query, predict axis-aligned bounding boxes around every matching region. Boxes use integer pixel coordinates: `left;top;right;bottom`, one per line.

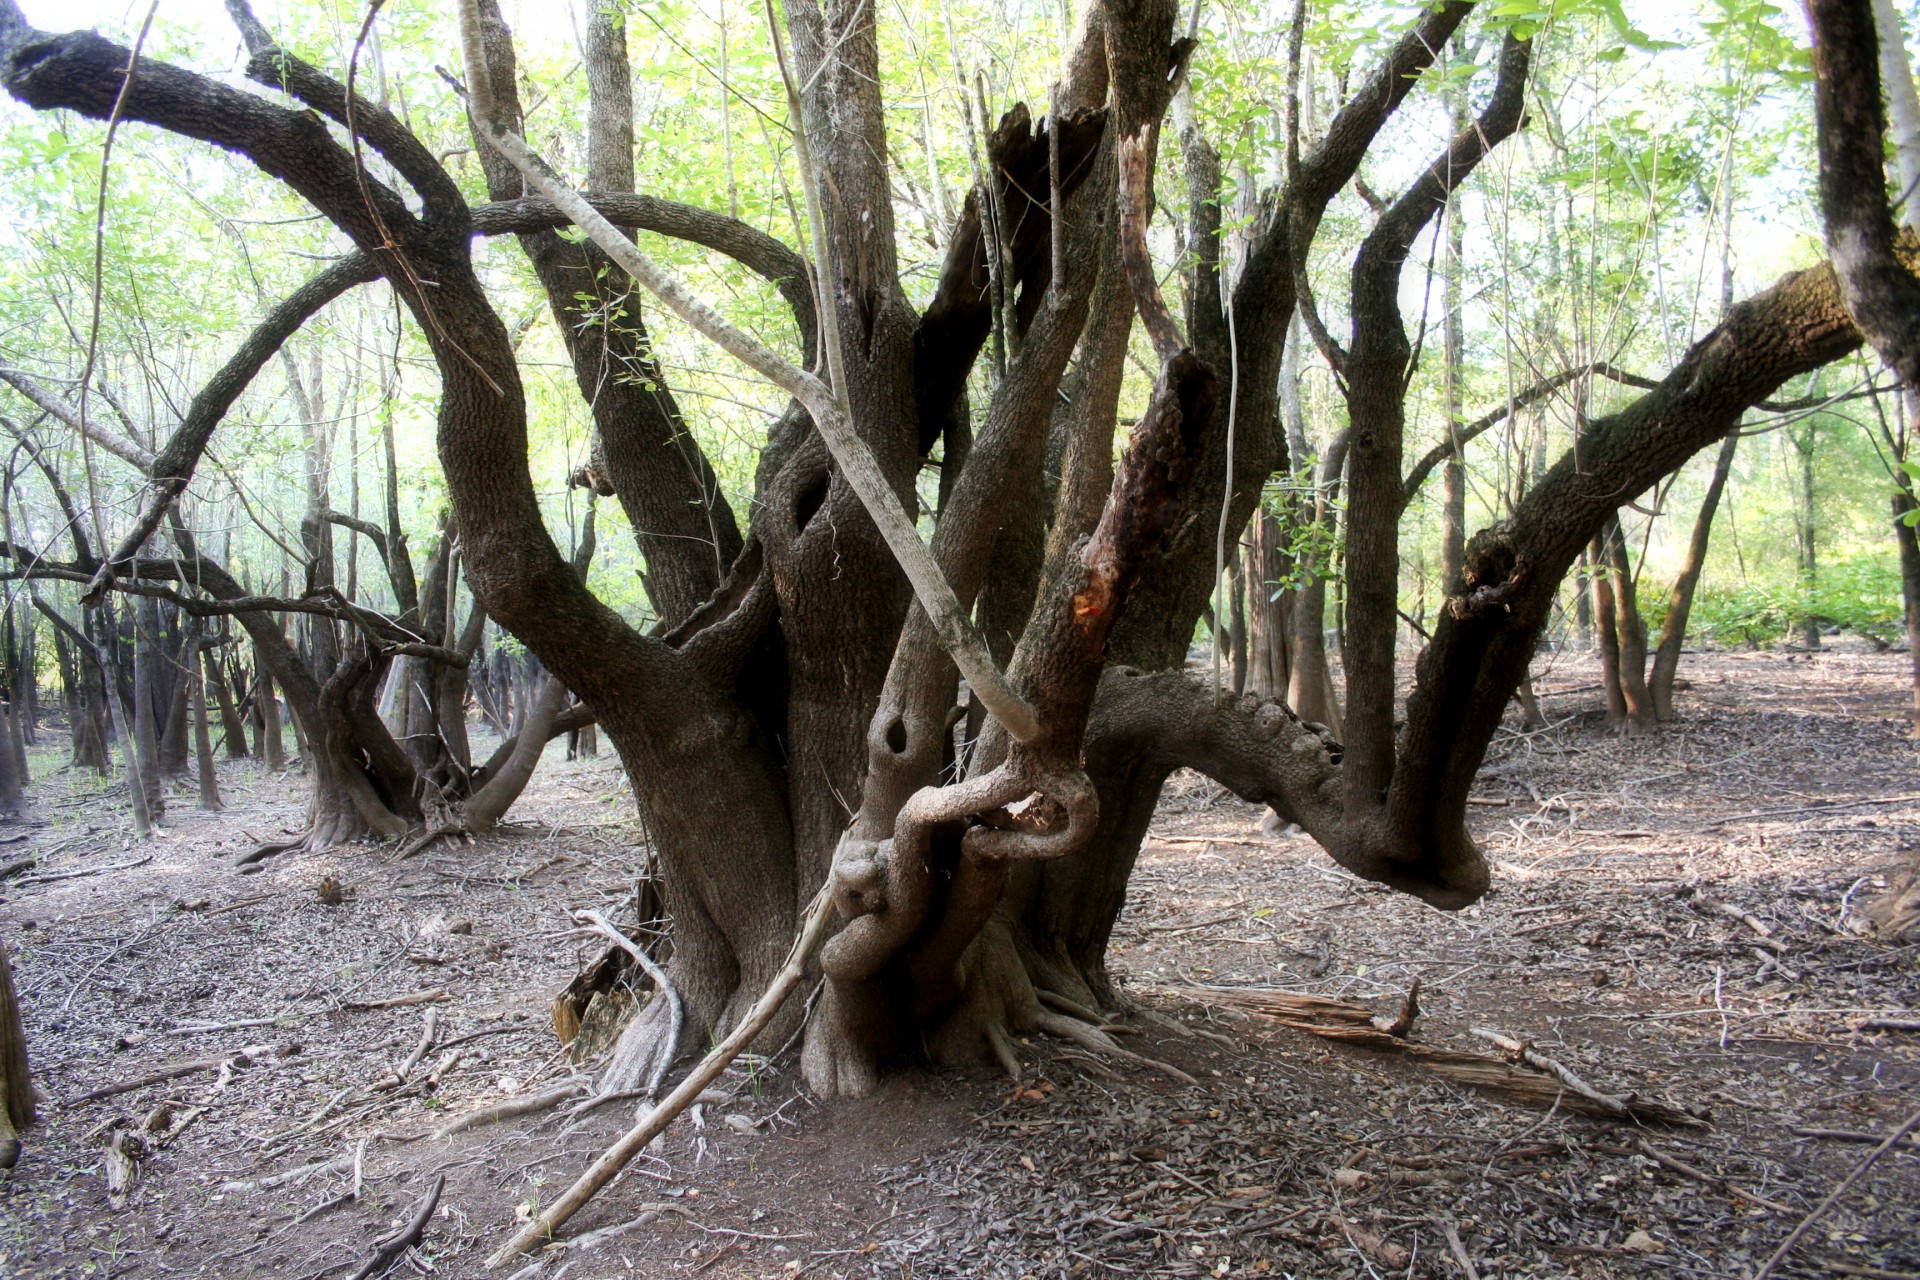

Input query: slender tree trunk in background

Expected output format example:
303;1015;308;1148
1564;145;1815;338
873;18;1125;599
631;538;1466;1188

132;606;166;821
1440;111;1467;590
0;942;31;1169
1592;533;1628;729
159;640;191;778
188;629;221;811
206;648;248;759
1650;432;1739;720
13;613;35;745
1602;514;1656;734
1896;487;1920;735
1243;509;1292;699
256;654;286;772
1573;549;1594;649
0;703;21;814
1790;426;1822;648
1227;553;1249;696
576;721;598;757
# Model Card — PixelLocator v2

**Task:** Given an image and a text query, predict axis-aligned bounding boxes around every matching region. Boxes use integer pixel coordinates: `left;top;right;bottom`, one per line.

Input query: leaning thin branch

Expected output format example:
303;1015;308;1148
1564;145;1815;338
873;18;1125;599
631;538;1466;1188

489;886;837;1264
452;0;1039;744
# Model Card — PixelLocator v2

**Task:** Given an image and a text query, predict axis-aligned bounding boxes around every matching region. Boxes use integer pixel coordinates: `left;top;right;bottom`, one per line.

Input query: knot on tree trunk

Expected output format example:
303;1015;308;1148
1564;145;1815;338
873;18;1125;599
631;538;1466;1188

1449;529;1528;621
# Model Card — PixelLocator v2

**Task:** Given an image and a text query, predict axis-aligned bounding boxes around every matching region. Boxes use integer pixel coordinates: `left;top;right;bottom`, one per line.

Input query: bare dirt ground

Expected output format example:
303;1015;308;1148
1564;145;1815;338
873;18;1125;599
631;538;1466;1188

1;647;1916;1279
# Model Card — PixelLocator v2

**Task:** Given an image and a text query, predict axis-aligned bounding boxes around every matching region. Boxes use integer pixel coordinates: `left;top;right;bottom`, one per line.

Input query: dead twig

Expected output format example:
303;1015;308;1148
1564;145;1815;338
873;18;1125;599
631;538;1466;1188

431;1081;584;1139
66;1043;288;1106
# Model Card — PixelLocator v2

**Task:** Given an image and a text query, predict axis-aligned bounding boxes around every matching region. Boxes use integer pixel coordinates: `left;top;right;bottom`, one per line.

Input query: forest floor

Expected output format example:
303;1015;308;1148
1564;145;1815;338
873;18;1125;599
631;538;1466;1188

0;647;1917;1279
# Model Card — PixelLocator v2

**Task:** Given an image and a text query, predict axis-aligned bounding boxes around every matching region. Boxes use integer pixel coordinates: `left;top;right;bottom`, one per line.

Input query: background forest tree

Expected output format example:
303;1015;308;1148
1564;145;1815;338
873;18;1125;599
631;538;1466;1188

0;0;1912;1174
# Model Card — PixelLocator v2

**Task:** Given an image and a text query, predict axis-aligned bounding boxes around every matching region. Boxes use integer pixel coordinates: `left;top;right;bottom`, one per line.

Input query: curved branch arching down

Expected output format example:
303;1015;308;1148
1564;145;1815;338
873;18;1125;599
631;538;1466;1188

1383;253;1886;905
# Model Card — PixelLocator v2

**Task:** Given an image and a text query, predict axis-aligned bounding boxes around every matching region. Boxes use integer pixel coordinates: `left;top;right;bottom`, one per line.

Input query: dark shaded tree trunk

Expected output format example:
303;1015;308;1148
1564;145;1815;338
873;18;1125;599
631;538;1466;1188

206;645;248;758
0;941;31;1169
188;626;221;810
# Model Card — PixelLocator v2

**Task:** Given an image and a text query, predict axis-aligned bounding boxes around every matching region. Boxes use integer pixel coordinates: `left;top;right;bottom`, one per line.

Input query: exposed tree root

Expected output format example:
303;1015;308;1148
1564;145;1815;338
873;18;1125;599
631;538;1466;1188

1032;1008;1198;1086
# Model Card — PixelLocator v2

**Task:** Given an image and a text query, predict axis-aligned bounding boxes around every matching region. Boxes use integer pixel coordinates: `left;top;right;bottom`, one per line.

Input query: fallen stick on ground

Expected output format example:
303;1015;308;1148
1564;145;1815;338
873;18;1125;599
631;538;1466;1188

431;1082;585;1139
220;1153;350;1193
348;1173;443;1280
66;1043;287;1105
1443;1221;1480;1280
487;886;835;1266
1793;1124;1920;1148
1698;793;1920;830
1469;1027;1634;1117
340;988;450;1011
1753;1107;1920;1280
1634;1138;1794;1213
1860;1017;1920;1032
1177;985;1706;1126
17;854;154;885
0;857;34;881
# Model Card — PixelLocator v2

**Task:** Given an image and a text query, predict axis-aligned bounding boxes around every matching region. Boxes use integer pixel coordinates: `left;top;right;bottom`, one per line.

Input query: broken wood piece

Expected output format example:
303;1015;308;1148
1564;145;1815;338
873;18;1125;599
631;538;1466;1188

1443;1221;1481;1280
348;1173;443;1280
340;988;450;1011
1700;898;1789;953
432;1081;584;1139
1372;980;1421;1037
1859;1017;1920;1032
1176;986;1706;1126
1634;1138;1793;1213
1792;1124;1920;1149
0;857;34;881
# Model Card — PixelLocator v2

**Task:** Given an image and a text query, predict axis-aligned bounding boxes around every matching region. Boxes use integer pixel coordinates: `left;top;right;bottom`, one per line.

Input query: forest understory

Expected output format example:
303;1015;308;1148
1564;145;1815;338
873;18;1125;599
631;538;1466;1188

0;647;1916;1280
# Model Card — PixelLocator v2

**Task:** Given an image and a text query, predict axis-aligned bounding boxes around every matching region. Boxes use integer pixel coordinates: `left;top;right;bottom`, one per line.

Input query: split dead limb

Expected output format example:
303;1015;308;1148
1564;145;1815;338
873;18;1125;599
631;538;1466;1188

487;886;835;1266
1468;1027;1634;1116
573;907;683;1098
347;1172;443;1280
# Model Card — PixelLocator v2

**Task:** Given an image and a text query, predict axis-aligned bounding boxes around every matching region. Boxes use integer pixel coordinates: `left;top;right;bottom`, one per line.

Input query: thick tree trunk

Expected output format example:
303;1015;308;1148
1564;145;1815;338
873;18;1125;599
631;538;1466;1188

0;941;31;1169
1650;433;1739;720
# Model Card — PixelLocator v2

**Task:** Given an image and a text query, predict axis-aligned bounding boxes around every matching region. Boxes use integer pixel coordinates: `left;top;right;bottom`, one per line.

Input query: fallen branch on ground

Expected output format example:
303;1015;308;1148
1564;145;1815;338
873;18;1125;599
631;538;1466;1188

348;1173;443;1280
340;988;449;1011
432;1081;585;1139
1634;1137;1794;1213
1754;1107;1920;1280
67;1043;291;1106
1178;985;1707;1126
16;854;153;885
